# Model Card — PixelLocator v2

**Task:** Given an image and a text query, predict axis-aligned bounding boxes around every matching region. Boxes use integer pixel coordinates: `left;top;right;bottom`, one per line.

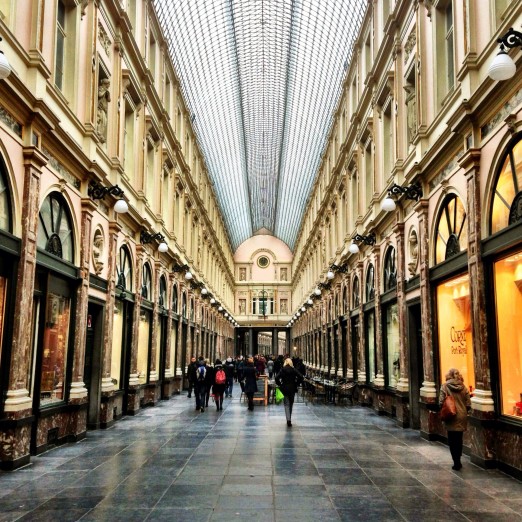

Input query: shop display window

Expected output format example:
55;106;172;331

365;310;375;383
436;274;475;391
137;309;151;384
0;277;6;374
385;303;400;388
494;251;522;418
40;292;71;406
111;300;124;389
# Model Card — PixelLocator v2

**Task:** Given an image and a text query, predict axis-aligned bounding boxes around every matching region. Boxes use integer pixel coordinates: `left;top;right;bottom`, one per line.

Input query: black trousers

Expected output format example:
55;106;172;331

447;431;463;465
246;392;254;411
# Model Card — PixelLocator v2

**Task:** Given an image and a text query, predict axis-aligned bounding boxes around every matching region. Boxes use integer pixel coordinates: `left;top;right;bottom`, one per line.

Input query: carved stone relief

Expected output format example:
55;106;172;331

408;229;419;277
92;228;105;276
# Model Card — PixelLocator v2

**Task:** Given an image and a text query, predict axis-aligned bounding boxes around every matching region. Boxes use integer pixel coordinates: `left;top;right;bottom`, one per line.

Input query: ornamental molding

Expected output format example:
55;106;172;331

42;147;81;189
98;22;111;56
481;87;522;139
404;29;416;64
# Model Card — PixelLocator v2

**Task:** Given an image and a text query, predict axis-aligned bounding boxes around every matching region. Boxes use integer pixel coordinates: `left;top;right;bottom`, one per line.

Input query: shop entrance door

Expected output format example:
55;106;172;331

407;302;423;429
84;302;104;429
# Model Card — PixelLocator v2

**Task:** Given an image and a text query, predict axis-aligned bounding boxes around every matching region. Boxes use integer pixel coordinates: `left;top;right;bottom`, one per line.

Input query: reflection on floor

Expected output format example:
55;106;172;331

0;389;521;522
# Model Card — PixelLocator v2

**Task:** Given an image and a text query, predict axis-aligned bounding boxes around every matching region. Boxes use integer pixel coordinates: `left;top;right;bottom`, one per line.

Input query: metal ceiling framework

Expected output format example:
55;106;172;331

154;0;367;251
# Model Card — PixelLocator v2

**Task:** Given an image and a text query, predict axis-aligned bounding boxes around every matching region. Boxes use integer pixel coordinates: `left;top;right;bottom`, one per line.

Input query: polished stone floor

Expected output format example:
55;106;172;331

0;389;521;522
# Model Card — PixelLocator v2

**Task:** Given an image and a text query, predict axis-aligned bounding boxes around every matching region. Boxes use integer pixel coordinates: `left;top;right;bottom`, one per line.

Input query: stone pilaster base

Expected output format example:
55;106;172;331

0;412;33;470
143;382;161;407
125;388;141;415
468;414;497;469
419;401;443;441
395;392;410;428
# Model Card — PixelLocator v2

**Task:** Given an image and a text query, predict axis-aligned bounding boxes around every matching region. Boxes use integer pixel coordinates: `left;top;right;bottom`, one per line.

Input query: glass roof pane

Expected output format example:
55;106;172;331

154;0;367;251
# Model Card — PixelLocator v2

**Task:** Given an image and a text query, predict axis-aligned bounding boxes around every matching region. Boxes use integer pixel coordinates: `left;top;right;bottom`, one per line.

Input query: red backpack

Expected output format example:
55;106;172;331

215;368;226;385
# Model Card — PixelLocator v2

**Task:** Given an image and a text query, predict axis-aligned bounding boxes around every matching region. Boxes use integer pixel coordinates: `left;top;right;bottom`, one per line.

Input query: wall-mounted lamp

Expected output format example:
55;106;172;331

314;287;322;296
318;280;332;290
348;232;376;254
381;182;423;212
88;182;128;213
173;262;192;280
329;262;349;275
307;298;313;305
210;298;216;305
0;37;11;80
140;230;168;252
301;306;306;312
488;27;521;81
218;306;223;312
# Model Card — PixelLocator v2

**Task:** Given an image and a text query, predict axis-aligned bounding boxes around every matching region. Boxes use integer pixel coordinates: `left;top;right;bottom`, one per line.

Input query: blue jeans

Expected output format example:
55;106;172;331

226;378;234;397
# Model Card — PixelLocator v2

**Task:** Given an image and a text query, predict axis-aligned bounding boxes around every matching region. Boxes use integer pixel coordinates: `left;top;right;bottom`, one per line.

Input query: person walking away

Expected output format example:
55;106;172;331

213;360;226;411
439;368;471;470
187;356;197;398
224;357;235;398
194;360;207;412
276;358;304;427
236;356;245;383
242;358;258;411
204;358;214;408
267;358;274;379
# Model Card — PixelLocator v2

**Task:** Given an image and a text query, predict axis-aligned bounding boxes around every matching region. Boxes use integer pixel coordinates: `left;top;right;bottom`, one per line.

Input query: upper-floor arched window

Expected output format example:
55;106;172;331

490;134;522;234
352;276;360;309
383;246;397;292
365;264;375;302
37;192;74;262
116;245;133;292
159;275;167;308
141;263;152;300
0;158;12;233
182;291;187;317
435;194;467;264
172;284;179;312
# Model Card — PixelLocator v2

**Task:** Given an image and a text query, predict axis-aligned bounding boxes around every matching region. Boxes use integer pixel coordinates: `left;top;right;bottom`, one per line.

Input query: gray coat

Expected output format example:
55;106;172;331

439;379;471;432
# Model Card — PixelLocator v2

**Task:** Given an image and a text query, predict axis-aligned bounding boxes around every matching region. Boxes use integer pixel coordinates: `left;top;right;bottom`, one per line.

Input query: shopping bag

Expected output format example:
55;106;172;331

275;387;284;404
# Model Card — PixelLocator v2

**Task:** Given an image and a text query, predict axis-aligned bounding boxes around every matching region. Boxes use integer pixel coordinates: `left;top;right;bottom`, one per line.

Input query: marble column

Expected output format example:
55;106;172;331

460;148;495;467
373;249;384;388
0;147;46;469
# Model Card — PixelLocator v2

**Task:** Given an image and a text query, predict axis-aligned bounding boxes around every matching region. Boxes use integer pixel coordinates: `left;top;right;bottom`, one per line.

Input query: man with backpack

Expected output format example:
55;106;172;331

194;358;207;412
186;356;197;398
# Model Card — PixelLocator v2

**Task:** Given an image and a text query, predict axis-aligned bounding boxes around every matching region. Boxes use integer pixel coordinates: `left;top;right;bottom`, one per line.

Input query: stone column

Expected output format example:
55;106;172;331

148;260;161;384
1;147;46;469
394;221;409;393
373;249;384;388
100;221;120;394
4;147;47;415
69;198;96;403
460;148;495;467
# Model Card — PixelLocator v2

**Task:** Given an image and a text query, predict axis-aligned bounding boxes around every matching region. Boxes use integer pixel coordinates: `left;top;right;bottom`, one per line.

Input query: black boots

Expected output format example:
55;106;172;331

287;420;292;427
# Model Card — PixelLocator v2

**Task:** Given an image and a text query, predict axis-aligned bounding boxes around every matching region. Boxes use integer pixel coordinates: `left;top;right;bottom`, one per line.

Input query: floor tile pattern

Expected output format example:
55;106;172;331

0;389;520;521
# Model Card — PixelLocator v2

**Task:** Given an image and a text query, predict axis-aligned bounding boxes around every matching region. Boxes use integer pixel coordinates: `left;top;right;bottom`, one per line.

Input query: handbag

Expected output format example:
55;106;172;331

275;387;284;404
440;387;457;422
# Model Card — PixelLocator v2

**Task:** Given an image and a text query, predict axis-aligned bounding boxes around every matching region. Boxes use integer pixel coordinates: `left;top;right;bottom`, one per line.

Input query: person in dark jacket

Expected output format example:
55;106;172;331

242;358;258;411
186;356;197;398
224;357;235;398
439;368;471;470
194;359;207;412
276;358;304;427
204;359;214;408
212;359;226;411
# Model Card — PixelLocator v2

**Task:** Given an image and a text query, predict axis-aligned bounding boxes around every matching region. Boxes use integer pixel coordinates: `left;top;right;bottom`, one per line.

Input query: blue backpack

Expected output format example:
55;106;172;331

197;365;206;381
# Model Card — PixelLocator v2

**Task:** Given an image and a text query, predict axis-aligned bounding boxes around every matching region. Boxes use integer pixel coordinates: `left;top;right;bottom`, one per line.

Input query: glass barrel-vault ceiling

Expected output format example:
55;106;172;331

154;0;367;251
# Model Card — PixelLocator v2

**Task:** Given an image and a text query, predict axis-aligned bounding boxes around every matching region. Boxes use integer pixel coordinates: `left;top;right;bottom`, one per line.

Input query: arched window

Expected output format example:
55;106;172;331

141;263;152;300
0;159;12;232
116;245;133;292
365;264;375;301
490;134;522;233
352;276;360;309
159;276;167;308
182;291;187;317
383;247;397;292
172;284;179;312
435;194;467;264
37;192;74;262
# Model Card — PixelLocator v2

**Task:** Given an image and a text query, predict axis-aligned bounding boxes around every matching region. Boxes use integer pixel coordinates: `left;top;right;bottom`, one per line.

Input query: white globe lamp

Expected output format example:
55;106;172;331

114;199;129;213
381;196;396;212
349;242;360;254
488;50;516;81
158;241;168;253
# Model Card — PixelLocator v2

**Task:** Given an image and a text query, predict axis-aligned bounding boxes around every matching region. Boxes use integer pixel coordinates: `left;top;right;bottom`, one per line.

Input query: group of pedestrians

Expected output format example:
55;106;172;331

186;356;236;412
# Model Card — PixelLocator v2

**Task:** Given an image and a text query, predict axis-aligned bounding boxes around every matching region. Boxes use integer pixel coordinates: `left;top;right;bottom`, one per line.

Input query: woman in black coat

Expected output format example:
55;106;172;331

204;359;214;408
212;360;226;411
276;358;304;427
242;358;258;411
